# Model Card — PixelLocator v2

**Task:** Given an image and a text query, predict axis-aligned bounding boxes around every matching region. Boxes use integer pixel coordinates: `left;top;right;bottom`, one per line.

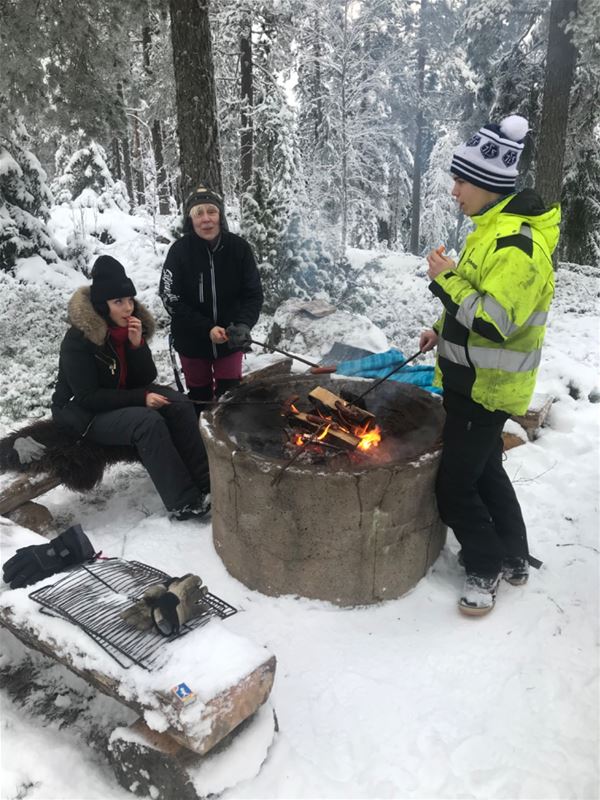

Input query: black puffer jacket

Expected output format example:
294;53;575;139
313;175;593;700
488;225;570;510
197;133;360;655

159;230;263;359
51;287;157;435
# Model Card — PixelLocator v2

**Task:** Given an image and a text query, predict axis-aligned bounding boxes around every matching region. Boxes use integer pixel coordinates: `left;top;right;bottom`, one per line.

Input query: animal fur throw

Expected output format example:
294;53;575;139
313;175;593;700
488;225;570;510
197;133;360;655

0;419;139;491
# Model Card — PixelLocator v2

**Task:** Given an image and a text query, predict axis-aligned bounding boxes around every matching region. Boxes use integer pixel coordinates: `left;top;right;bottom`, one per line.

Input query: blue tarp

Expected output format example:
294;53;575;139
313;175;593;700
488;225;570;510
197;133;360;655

335;348;442;394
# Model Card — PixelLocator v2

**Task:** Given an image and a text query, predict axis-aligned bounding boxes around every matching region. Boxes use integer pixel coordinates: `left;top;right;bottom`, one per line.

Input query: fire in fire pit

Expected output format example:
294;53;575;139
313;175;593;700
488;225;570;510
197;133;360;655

283;385;382;460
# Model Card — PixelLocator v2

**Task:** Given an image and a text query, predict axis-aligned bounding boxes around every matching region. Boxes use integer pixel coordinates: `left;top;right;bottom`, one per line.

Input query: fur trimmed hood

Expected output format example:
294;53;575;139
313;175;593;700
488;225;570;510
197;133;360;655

67;286;156;347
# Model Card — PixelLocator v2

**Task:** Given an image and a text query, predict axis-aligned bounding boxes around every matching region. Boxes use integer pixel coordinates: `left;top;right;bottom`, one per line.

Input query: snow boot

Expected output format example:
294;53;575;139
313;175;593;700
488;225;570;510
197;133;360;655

503;557;529;586
170;492;211;521
458;572;501;617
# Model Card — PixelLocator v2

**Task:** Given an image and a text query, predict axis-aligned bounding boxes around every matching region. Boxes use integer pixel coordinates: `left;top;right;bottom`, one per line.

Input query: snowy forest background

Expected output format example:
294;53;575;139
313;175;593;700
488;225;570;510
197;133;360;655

1;5;599;797
0;0;599;422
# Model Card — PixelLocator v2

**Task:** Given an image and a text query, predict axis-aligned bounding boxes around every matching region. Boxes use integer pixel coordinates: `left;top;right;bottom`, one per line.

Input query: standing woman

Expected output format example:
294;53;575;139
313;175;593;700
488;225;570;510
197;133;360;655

159;186;263;406
51;255;211;520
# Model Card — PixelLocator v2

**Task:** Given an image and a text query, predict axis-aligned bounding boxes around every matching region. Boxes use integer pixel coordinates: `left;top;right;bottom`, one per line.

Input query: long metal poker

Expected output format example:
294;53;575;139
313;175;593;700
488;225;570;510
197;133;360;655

249;338;322;370
351;350;424;404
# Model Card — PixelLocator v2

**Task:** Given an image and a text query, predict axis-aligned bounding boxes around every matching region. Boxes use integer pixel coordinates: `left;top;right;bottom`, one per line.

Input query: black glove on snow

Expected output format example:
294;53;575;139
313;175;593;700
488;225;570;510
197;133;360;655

2;524;95;589
226;323;252;351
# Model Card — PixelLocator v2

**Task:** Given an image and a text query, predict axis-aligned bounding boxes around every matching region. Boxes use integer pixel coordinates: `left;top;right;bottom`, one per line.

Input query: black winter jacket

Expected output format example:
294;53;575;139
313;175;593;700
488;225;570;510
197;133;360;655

51;287;157;435
159;230;263;359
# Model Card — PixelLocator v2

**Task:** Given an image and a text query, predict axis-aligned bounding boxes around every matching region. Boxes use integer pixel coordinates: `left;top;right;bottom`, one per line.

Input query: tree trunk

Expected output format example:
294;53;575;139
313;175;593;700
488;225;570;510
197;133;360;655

313;16;324;148
132;116;146;206
112;138;122;181
535;0;578;205
117;83;134;206
410;0;427;255
143;23;171;215
340;0;350;249
152;120;171;215
169;0;222;200
240;21;254;199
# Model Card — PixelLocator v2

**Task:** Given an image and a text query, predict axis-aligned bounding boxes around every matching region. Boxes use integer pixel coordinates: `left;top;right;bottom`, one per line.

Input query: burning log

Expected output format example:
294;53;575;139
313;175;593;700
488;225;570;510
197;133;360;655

283;384;381;457
308;386;375;427
287;411;361;450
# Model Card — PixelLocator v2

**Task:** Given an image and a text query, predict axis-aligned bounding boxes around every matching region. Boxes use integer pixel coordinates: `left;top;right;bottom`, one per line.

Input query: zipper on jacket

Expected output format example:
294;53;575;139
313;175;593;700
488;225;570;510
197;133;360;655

457;246;475;270
208;247;218;359
199;273;204;303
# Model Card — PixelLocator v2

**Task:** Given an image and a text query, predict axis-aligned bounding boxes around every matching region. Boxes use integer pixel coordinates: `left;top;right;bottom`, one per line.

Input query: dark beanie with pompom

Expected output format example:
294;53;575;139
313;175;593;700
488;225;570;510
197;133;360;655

90;256;137;304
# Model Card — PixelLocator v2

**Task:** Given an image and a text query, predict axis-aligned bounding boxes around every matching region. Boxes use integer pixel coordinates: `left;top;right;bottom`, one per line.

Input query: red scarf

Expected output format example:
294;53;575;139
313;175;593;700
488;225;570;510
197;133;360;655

109;325;129;389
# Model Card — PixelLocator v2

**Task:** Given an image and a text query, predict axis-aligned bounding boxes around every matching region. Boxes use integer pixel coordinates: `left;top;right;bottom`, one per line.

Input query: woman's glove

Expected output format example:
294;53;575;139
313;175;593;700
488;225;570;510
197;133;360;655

226;323;252;350
2;524;95;589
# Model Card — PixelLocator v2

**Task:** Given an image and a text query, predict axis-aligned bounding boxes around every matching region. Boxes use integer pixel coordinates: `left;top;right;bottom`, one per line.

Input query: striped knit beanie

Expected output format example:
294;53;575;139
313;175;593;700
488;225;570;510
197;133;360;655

451;115;529;195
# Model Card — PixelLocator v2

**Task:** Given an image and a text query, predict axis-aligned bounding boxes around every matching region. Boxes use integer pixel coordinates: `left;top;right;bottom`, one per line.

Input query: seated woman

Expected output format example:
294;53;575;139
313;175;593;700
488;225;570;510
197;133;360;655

51;255;210;520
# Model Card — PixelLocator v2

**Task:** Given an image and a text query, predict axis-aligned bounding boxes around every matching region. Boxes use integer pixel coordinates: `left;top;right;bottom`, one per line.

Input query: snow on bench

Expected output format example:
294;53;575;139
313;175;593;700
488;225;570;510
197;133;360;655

0;521;276;762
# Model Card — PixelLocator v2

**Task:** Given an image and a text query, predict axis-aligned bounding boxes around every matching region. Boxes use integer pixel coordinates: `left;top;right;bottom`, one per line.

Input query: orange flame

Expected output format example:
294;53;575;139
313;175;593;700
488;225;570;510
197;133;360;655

288;408;382;454
317;424;331;441
356;425;382;451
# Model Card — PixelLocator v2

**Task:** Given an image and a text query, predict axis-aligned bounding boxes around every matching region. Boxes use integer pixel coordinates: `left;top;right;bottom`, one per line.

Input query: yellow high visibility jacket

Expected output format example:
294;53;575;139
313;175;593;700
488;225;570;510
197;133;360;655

430;189;560;416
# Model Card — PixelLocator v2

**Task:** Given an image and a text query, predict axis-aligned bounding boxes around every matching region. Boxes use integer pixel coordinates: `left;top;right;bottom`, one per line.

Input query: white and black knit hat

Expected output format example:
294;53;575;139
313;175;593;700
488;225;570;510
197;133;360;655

451;115;529;195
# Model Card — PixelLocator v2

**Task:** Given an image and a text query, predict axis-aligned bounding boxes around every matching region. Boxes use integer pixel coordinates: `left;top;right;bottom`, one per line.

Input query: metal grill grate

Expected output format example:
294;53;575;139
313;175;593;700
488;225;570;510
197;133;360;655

28;559;237;670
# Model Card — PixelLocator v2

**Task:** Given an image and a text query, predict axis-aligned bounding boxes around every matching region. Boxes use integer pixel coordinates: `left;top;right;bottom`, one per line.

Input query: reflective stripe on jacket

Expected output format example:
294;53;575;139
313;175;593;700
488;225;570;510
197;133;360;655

430;189;560;416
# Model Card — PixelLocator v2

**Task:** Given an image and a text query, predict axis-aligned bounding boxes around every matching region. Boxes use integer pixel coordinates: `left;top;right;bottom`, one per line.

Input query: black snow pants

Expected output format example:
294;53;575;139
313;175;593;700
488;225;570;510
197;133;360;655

435;398;529;577
77;385;209;511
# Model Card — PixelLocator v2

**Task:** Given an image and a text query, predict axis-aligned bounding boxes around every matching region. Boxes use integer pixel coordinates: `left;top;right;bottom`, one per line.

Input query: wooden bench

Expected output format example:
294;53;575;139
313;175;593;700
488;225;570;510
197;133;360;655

0;523;277;798
503;393;554;451
0;415;141;532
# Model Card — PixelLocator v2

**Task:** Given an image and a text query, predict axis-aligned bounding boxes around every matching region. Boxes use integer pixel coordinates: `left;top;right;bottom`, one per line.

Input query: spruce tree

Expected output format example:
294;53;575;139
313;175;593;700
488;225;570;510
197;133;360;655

0;121;56;271
53;138;129;211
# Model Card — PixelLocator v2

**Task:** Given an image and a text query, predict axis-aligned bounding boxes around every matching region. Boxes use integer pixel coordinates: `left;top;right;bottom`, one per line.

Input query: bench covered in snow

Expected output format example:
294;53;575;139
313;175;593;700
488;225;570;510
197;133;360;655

0;522;277;798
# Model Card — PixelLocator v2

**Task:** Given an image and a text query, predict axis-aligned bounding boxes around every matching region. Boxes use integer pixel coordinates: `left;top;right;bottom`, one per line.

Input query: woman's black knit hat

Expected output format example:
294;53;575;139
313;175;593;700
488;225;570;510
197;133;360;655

90;256;137;304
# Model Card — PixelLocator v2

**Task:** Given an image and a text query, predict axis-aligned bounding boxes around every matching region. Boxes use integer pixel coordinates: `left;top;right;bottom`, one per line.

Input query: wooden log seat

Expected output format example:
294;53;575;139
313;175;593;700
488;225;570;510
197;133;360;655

0;419;140;517
0;418;140;489
0;524;277;787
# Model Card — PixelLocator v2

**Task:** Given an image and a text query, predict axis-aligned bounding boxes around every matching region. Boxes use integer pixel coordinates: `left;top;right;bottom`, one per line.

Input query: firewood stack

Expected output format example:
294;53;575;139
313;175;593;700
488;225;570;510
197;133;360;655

282;386;381;453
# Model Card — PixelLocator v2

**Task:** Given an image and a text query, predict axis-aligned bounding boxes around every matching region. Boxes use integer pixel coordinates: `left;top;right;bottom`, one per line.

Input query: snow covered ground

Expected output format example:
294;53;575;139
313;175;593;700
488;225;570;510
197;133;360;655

1;209;599;799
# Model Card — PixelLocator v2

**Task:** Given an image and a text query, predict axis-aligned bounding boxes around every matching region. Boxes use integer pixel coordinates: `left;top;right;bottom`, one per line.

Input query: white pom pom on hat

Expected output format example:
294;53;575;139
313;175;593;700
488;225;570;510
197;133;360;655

450;113;529;194
499;114;529;142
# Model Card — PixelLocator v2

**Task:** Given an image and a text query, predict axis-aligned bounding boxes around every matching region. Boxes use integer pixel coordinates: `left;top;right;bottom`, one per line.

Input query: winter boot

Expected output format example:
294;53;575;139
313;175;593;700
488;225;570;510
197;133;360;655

458;572;501;617
502;557;529;586
170;492;211;522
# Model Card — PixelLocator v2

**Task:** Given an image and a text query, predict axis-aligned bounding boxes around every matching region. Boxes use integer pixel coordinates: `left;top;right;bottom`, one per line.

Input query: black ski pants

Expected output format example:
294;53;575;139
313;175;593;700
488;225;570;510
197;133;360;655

85;385;210;511
435;408;528;576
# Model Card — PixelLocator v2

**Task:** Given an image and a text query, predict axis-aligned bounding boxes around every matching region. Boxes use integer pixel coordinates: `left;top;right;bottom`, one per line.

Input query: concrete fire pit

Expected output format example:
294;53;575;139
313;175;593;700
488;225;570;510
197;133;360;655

201;375;446;606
